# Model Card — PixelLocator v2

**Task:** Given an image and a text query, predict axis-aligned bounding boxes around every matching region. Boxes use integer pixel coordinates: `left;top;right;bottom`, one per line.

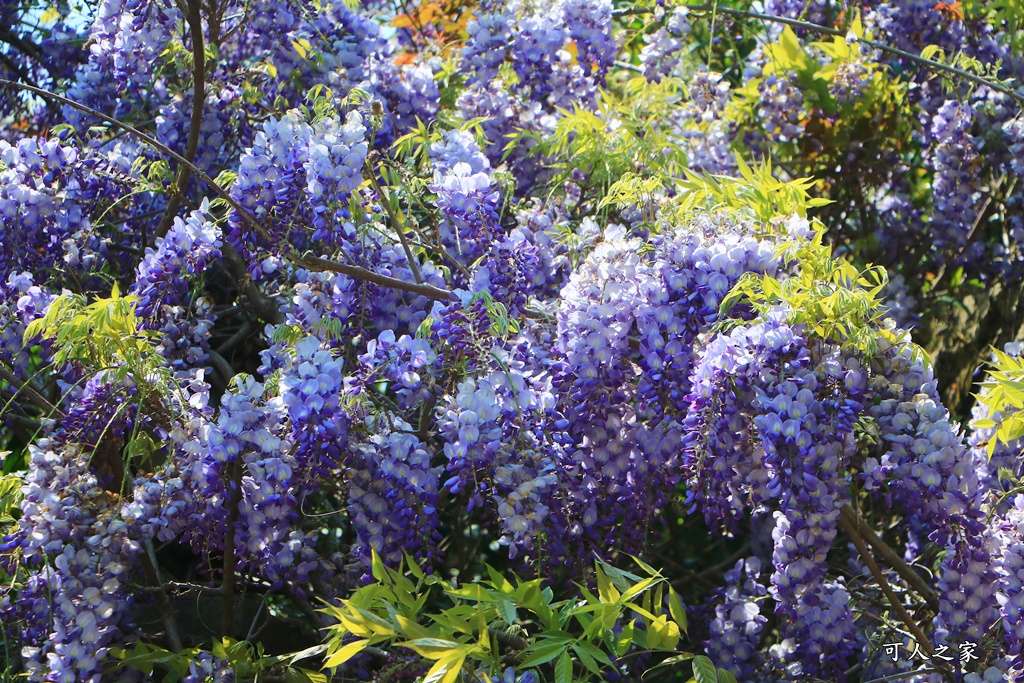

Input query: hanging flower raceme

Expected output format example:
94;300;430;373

229;109;368;276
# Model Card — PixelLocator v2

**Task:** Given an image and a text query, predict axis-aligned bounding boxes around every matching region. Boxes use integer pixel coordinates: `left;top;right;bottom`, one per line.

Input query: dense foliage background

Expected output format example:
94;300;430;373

1;0;1024;681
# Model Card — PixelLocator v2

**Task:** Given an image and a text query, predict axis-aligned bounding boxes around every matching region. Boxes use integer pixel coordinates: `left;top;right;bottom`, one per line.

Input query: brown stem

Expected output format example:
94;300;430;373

0;27;45;65
207;349;236;385
222;456;244;637
220;243;284;325
292;254;454;301
0;78;250;220
931;176;1008;292
366;163;423;284
840;510;948;674
492;630;528;651
614;5;1024;109
840;505;940;611
215;320;254;357
0;50;38;90
154;0;208;240
141;541;184;652
0;79;452;305
0;364;63;418
417;400;433;443
695;541;752;579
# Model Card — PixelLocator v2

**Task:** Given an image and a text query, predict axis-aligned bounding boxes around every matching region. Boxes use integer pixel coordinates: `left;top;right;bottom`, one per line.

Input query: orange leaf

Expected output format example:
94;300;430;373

394;52;418;66
392;13;415;28
565;40;579;64
933;1;964;21
419;2;442;24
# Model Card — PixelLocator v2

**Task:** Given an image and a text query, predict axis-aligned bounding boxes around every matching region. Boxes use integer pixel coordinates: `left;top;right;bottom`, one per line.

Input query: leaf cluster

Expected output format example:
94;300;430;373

24;285;164;379
537;77;691;214
973;347;1024;457
320;551;698;683
673;157;830;223
719;219;891;358
0;474;20;527
112;637;326;683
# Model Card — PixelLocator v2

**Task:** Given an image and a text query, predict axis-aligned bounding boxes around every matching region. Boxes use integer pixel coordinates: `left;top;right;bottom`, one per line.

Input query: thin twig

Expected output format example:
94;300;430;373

0;50;38;89
840;505;940;612
931;176;1006;290
245;593;268;642
215;321;254;357
154;0;208;240
0;364;63;418
141;540;184;652
695;541;752;579
862;668;938;683
613;4;1024;109
220;244;284;325
614;59;644;74
207;349;236;385
0;79;251;220
397;220;471;280
222;456;244;637
0;27;45;64
366;160;423;284
840;510;947;674
0;79;449;302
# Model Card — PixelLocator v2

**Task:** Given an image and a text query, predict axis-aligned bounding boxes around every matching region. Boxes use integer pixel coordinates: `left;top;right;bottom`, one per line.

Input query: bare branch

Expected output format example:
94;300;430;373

840;505;940;612
0;79;454;305
365;158;423;284
0;364;63;418
154;0;208;240
840;508;950;676
292;254;454;301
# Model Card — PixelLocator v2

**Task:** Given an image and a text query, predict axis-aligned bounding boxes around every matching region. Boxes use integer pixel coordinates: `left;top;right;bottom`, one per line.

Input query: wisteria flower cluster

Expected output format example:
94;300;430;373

1;0;1024;682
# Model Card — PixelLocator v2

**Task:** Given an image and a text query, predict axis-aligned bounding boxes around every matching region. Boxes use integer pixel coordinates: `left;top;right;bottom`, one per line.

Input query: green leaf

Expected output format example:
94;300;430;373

620;577;658;603
404;552;426;581
496;598;517;626
614;619;636;657
447;584;489;601
371;550;388;584
486;564;515;594
716;669;738;683
647;615;680;650
596;566;621;603
668;589;687;634
692;655;718;683
555;651;573;683
645;653;695;672
573;640;611;667
518;644;567;668
286;668;329;683
921;44;943;61
572;643;601;675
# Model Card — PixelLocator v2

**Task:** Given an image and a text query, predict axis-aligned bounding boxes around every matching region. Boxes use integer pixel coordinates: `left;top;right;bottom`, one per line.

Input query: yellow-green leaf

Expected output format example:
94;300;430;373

422;650;467;683
668;588;688;634
399;639;463;660
323;639;369;669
